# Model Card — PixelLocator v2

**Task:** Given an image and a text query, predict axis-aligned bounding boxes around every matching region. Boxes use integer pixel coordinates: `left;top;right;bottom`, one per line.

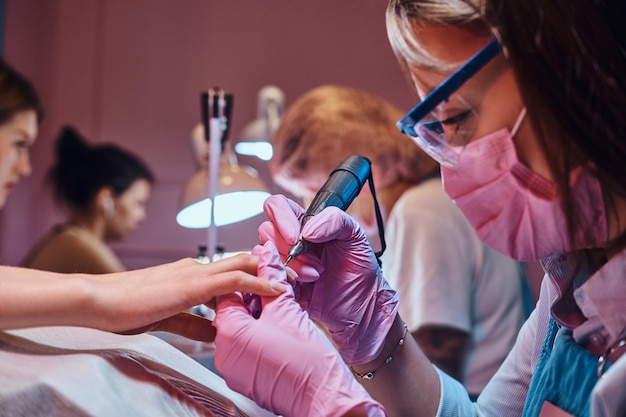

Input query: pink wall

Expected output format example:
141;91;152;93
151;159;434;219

0;0;417;268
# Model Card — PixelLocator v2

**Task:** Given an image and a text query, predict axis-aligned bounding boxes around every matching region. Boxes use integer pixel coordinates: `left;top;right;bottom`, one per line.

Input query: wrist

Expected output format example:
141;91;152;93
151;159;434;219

350;314;406;377
343;280;399;365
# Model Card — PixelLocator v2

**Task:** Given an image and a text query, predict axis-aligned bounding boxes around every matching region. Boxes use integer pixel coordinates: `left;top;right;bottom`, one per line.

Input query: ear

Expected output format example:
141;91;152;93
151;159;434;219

95;187;115;219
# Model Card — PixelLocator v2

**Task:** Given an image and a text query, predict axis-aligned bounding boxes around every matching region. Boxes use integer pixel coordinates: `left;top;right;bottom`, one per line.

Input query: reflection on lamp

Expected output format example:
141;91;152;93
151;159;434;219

235;85;285;161
234;141;273;162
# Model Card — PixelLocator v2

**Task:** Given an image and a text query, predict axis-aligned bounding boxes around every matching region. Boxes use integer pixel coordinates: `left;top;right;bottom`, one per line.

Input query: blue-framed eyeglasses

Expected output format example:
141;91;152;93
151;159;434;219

397;39;502;167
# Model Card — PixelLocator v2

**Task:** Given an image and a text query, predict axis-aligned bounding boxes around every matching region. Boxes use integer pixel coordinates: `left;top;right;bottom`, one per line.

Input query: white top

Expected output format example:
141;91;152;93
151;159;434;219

381;178;527;395
0;326;277;417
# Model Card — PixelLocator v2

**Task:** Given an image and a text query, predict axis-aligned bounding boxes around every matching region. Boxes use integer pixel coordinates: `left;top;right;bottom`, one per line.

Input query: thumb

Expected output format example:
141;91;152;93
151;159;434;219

252;242;301;318
252;242;292;291
262;194;305;243
235;243;292;319
214;292;255;331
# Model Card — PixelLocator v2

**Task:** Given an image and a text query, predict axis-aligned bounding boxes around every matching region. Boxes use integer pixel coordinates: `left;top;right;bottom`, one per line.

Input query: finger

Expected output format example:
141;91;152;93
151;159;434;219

250;243;310;327
214;292;254;330
264;194;307;219
285;253;324;282
215;292;244;312
285;265;298;282
262;194;305;242
200;270;287;299
152;312;217;342
205;253;258;276
253;242;296;310
258;222;325;281
258;220;297;252
216;292;244;310
253;242;291;288
301;206;363;243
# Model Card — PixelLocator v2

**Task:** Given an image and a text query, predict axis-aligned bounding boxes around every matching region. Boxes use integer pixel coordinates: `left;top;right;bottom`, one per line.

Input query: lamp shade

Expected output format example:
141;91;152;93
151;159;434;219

176;151;270;228
235;121;274;161
234;85;285;161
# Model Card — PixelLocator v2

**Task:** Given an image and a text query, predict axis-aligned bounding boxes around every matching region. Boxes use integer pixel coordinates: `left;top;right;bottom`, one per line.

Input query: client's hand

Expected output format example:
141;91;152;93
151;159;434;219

213;242;385;417
89;254;285;342
257;195;399;365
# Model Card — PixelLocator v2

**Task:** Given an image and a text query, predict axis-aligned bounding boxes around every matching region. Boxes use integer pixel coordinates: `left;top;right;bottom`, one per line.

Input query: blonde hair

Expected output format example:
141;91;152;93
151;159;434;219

385;0;491;73
270;85;435;195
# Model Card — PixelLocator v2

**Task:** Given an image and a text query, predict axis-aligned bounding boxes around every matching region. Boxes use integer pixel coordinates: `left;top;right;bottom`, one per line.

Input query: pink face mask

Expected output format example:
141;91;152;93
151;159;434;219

441;110;607;261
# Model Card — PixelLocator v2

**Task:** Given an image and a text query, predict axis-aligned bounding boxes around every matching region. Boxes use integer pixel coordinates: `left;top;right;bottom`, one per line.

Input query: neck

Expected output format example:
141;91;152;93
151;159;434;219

68;213;108;241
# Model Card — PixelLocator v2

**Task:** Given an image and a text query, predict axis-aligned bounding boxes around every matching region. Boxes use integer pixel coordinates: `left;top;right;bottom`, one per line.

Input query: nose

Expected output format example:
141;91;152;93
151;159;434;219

137;208;147;224
17;150;32;176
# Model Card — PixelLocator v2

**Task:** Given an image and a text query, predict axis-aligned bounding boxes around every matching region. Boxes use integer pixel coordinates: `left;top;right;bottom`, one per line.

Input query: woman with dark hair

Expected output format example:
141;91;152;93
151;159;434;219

23;126;154;273
210;1;626;416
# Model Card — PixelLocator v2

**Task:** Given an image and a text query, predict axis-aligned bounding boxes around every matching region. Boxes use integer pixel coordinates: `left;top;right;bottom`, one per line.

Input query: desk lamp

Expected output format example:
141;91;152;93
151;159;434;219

176;88;270;260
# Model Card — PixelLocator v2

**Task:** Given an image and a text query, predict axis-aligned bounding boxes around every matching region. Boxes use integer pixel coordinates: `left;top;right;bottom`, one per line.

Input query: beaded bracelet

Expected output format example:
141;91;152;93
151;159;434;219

351;322;408;380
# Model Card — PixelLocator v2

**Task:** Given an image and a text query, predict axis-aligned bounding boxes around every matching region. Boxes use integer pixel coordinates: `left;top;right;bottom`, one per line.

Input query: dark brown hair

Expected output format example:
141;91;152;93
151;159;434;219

0;60;44;125
483;0;626;250
48;126;154;211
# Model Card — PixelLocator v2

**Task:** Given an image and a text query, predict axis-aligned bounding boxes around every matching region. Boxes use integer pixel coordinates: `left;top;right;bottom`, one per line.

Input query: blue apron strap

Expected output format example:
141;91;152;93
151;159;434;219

522;317;603;417
519;262;535;319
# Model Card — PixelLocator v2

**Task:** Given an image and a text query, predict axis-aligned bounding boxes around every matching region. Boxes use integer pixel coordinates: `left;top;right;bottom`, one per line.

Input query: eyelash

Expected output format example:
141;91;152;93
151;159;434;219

422;110;472;134
441;109;472;126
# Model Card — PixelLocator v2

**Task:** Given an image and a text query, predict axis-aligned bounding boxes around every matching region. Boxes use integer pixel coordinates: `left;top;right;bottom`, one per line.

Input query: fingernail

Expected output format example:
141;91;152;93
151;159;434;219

270;281;288;292
285;266;298;281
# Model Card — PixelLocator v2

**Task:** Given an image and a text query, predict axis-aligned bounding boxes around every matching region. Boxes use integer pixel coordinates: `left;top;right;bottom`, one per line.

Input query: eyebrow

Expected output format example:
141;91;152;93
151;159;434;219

410;71;448;98
398;39;502;133
14;130;36;145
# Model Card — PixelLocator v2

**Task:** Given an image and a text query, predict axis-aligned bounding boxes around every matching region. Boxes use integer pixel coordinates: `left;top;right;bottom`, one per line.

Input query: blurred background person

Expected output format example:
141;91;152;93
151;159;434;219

22;125;154;273
270;84;529;397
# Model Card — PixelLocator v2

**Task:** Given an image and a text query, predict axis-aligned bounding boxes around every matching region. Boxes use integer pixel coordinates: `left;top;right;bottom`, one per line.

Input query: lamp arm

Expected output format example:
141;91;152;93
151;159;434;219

207;117;221;261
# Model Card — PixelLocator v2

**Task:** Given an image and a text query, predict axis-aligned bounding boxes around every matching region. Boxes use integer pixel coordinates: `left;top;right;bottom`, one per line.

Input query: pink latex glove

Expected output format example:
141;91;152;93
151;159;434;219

213;242;385;417
257;194;399;365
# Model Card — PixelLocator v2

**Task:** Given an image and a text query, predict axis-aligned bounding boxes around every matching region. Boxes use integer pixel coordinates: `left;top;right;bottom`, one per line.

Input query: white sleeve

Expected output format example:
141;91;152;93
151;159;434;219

435;279;551;417
477;278;555;416
433;309;537;417
436;366;477;416
382;184;479;333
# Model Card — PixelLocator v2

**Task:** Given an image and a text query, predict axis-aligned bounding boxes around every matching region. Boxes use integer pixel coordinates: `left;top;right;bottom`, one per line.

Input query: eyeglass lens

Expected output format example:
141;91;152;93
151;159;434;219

397;39;502;166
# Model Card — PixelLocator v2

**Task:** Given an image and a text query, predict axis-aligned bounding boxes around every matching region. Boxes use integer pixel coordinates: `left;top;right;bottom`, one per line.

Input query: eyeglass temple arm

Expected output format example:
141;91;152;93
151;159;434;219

397;39;502;134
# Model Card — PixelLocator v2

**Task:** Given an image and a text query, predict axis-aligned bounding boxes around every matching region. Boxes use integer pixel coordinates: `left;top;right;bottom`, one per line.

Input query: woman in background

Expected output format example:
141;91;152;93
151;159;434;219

23;126;153;273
